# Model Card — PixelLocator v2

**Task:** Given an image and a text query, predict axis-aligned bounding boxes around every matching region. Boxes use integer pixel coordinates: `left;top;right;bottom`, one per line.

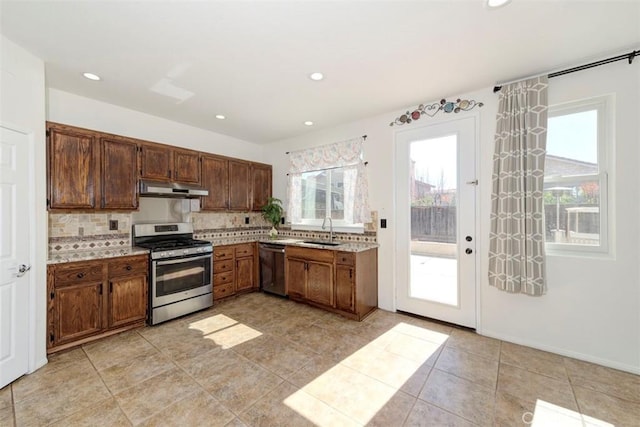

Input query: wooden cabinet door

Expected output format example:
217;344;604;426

174;149;201;184
55;282;103;345
286;258;306;298
251;163;272;211
140;144;172;181
48;125;97;209
101;137;138;209
108;275;147;328
201;155;229;210
307;261;334;307
228;160;251;211
235;256;255;292
335;265;355;312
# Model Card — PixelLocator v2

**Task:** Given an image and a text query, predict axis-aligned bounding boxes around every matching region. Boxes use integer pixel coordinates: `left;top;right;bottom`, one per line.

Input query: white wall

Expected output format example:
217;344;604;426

265;62;640;373
47;89;265;161
0;35;48;371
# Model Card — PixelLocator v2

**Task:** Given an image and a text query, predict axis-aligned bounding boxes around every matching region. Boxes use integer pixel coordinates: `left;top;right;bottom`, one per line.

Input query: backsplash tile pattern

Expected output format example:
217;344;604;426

49;213;133;253
48;210;379;254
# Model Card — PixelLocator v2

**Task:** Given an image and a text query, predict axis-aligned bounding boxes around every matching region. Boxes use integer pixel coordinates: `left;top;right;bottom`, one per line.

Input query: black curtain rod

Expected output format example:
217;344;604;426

285;134;367;154
493;50;638;93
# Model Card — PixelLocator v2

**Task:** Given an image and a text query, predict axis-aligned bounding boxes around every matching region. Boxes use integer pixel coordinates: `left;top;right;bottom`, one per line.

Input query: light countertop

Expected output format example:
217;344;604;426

48;235;378;264
47;247;150;264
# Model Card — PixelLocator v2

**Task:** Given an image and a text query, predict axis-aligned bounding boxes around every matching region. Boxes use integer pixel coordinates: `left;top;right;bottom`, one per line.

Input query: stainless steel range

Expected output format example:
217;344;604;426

133;223;213;325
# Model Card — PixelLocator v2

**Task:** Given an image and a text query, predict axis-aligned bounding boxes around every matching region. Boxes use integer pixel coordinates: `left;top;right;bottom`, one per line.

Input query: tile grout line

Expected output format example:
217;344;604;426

133;324;243;422
492;339;503;426
10;385;16;427
80;344;135;427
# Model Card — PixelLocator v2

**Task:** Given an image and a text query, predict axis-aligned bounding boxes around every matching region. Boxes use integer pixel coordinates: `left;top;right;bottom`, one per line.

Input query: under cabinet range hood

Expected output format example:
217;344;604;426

139;180;209;198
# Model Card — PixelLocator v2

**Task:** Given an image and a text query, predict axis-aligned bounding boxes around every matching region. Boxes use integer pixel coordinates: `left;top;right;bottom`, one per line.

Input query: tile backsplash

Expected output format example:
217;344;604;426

48;210;378;253
48;213;132;252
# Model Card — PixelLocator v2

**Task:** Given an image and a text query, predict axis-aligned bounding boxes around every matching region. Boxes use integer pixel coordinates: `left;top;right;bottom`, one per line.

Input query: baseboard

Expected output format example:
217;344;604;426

479;328;640;375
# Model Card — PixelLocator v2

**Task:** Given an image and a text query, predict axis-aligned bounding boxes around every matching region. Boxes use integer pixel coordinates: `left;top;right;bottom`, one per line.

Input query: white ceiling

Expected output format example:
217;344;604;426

1;1;639;144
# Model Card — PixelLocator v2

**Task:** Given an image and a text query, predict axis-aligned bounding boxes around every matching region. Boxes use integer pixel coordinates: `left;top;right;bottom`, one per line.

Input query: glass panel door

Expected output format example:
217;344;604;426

395;116;477;328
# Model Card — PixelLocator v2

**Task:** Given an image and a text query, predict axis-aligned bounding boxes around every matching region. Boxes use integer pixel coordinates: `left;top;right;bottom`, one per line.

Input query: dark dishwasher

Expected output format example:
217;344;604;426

259;243;287;296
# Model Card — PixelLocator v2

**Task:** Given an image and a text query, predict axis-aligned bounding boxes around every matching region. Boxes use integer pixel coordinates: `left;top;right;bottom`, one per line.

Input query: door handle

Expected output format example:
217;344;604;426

16;264;31;277
465;248;473;255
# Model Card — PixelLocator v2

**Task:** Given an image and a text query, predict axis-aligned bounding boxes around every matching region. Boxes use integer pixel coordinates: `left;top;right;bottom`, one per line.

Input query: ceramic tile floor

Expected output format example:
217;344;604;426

1;292;639;426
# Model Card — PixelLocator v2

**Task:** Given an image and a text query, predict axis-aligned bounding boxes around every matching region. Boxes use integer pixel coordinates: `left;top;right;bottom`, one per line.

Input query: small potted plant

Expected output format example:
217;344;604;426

261;197;284;239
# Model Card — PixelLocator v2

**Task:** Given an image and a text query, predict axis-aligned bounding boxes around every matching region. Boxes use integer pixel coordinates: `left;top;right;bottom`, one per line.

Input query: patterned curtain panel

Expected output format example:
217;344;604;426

488;76;549;296
287;137;371;224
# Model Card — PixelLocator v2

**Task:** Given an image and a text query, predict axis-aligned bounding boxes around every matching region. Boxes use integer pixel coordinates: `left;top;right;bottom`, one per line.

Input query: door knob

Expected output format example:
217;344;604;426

465;248;473;255
16;264;31;277
465;236;473;242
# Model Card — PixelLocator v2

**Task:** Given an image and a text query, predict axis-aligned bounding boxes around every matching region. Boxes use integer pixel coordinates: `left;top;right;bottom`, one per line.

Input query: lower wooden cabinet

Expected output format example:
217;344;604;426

213;242;257;300
47;254;148;353
285;246;378;320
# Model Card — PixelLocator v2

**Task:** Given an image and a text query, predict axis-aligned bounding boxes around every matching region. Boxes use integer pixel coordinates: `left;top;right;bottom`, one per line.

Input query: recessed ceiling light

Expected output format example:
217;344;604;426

309;72;324;81
215;114;226;120
304;121;314;126
486;0;512;8
82;72;101;81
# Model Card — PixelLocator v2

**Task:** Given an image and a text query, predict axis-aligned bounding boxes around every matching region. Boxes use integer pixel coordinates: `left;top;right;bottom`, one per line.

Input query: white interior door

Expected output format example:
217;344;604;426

0;126;31;387
395;116;477;328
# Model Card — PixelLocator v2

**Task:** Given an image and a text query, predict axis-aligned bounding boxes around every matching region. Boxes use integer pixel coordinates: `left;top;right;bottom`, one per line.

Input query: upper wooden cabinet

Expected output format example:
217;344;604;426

201;155;229;210
47;121;271;212
228;159;251;211
201;158;272;213
140;144;172;182
47;124;99;209
101;137;138;210
140;143;201;184
251;163;272;212
173;149;201;184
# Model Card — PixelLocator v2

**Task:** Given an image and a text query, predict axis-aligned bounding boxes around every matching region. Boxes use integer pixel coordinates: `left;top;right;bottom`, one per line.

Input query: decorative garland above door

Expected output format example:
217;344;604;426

389;98;483;126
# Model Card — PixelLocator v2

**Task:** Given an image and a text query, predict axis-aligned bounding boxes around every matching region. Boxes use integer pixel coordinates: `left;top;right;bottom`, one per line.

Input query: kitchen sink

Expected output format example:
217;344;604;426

302;240;342;246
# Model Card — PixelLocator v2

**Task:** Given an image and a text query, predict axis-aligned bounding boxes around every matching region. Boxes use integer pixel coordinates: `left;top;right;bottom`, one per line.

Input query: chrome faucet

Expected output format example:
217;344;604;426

322;217;334;242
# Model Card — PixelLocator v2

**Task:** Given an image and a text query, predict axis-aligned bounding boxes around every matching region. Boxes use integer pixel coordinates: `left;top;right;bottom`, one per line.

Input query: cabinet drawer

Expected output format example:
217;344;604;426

234;243;254;258
214;271;233;285
214;246;234;261
53;262;104;285
213;259;233;273
286;246;335;264
107;256;148;278
336;252;355;266
214;283;235;300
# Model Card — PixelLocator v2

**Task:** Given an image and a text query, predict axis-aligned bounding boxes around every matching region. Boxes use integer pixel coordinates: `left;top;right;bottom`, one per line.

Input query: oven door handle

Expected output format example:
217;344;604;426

154;254;212;266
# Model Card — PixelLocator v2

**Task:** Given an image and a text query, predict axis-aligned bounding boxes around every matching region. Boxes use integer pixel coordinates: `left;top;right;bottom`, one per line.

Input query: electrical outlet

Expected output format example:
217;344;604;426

381;219;387;229
109;220;118;230
244;217;250;225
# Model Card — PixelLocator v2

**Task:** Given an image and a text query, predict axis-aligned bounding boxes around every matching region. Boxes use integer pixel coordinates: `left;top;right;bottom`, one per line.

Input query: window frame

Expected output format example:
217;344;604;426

291;165;365;233
544;95;612;256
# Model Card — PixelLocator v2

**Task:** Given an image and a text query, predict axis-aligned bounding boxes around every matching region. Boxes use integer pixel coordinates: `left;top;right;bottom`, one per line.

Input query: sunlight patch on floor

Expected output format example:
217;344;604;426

188;314;263;349
531;399;613;427
284;322;448;425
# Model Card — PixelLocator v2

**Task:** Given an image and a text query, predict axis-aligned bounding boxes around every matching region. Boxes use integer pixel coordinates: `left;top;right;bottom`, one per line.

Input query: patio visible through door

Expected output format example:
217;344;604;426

395;117;477;328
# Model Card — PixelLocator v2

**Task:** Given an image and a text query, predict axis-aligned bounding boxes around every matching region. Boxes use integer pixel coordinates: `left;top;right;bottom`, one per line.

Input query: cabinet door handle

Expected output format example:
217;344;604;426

126;265;132;271
77;272;85;279
109;282;113;293
349;269;353;279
